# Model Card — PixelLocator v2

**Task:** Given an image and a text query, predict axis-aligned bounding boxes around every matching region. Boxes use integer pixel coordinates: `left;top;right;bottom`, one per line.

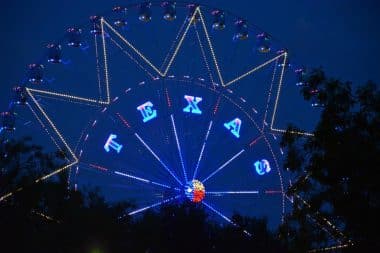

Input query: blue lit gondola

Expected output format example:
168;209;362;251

27;64;44;85
47;43;62;63
112;6;128;27
257;33;271;53
233;19;248;41
187;3;200;23
162;1;176;21
295;68;306;86
276;49;291;68
66;27;83;47
90;15;102;35
1;111;16;132
138;2;152;22
112;5;127;13
12;86;27;105
211;9;225;30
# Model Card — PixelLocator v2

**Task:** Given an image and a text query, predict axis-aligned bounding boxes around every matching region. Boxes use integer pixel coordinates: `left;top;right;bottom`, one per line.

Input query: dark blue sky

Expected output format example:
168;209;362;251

1;0;380;110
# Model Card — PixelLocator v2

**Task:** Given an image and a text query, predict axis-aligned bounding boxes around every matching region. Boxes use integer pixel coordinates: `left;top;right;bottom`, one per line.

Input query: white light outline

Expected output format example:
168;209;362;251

23;7;311;137
102;7;287;89
269;53;314;136
24;21;111;106
0;89;78;202
2;6;317;230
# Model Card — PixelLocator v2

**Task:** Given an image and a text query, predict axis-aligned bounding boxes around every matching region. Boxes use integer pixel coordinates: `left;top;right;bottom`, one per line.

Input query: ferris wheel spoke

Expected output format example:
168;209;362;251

202;201;235;225
192;120;213;180
191;94;223;180
205;189;283;197
206;191;260;196
264;190;283;195
170;114;188;182
202;201;252;236
80;162;179;191
121;195;181;218
114;171;179;191
134;132;183;186
201;149;245;184
77;162;179;192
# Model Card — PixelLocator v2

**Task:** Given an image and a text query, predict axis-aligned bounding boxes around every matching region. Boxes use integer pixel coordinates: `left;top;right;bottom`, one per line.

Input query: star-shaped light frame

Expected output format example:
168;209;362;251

0;5;350;251
1;5;290;220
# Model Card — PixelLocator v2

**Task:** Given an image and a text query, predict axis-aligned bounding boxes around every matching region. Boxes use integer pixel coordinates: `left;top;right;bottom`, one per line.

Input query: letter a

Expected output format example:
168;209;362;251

224;118;242;138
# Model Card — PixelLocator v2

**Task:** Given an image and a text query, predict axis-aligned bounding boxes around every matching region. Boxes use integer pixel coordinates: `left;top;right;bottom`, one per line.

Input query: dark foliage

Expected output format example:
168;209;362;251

0;138;288;253
280;69;380;252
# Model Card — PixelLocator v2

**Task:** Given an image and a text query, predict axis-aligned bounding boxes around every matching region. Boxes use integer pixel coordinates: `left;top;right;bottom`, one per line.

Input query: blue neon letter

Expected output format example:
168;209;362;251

137;101;157;123
183;95;202;114
254;159;271;175
104;134;123;153
224;118;242;138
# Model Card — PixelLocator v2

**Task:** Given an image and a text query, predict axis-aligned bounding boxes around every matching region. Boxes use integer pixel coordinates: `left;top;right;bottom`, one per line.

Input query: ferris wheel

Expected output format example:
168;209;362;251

0;1;314;234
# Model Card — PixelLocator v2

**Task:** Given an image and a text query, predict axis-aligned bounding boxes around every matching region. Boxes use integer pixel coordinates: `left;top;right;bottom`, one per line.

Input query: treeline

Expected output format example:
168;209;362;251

0;139;286;252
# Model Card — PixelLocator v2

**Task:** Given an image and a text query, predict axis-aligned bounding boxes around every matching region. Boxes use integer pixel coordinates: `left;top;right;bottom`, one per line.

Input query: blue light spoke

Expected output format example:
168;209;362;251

206;191;259;196
202;149;245;183
114;171;178;190
79;163;178;191
170;114;188;182
126;195;180;217
151;181;176;189
202;201;236;226
135;133;183;186
202;201;252;237
193;120;213;180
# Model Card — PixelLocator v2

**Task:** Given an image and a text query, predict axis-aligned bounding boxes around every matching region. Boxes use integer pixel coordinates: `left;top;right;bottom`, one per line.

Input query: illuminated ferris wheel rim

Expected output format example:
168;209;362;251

1;0;306;136
2;1;292;232
74;76;286;217
0;3;353;249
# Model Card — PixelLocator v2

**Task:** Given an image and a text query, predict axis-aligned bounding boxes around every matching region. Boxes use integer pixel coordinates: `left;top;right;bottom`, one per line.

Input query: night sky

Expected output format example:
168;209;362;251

1;0;379;229
1;0;380;108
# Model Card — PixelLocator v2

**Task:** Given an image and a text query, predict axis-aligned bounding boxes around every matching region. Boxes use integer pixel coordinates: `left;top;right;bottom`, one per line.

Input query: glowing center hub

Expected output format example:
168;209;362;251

185;180;205;203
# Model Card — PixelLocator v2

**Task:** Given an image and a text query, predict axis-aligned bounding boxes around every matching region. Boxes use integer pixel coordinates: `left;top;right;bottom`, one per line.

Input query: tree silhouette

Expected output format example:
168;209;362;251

280;69;380;252
0;137;288;252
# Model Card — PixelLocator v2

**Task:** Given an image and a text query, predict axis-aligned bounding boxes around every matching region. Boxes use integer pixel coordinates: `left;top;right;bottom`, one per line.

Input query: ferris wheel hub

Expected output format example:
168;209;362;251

184;179;206;203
